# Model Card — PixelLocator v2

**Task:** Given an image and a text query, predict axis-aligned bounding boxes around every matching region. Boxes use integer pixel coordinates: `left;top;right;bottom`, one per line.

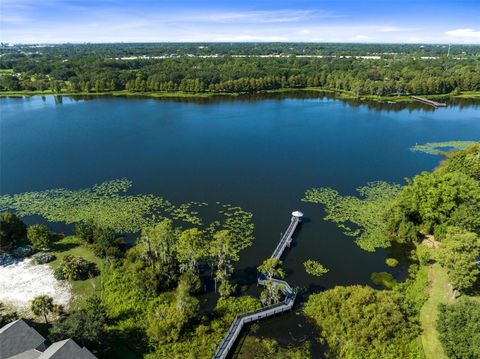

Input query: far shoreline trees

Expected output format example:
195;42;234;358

1;43;479;97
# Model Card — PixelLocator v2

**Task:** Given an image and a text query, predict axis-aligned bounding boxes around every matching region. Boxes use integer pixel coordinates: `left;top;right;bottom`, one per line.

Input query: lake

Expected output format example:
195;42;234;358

1;93;479;355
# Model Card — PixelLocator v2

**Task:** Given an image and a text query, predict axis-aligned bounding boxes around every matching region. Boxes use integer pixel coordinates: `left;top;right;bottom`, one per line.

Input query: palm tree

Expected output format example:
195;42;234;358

31;295;54;323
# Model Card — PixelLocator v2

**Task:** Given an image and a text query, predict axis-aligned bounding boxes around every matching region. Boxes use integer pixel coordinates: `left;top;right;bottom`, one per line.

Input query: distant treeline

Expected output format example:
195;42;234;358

2;42;480;56
0;43;479;96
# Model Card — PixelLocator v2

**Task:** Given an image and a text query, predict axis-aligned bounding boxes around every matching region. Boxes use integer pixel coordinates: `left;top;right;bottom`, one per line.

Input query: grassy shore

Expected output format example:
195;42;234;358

1;88;479;103
419;263;450;359
49;236;103;306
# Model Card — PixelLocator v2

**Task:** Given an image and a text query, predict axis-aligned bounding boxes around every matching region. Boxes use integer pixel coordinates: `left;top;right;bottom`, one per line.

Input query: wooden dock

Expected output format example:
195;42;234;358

411;96;446;107
212;211;303;359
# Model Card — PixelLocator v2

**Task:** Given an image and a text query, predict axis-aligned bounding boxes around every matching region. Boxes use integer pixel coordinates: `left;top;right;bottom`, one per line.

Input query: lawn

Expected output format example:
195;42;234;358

419;263;450;359
49;236;103;306
47;236;142;358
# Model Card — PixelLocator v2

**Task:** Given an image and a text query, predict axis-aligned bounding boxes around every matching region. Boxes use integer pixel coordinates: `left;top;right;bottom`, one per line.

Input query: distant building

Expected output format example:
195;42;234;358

0;319;97;359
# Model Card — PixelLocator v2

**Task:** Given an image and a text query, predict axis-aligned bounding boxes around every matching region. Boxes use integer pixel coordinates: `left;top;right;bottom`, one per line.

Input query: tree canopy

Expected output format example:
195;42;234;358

437;298;480;359
0;211;26;251
304;285;421;359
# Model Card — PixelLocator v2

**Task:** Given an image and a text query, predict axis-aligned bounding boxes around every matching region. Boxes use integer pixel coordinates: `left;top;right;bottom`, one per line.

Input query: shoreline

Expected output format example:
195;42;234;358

1;88;479;104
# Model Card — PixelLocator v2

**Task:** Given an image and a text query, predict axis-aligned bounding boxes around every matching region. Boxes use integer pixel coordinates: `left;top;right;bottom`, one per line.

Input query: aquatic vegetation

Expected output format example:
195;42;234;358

371;271;397;289
303;259;329;277
0;179;255;250
303;181;402;251
385;258;399;267
410;141;476;155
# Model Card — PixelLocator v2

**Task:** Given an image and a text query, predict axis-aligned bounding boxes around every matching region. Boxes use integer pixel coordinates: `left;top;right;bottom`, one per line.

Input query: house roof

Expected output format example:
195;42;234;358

37;339;96;359
0;319;45;359
6;349;41;359
0;320;97;359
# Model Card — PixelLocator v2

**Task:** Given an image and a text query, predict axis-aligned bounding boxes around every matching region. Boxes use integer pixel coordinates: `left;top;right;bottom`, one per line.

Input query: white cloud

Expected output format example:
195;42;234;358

378;26;417;33
445;28;480;40
352;35;369;41
180;10;316;24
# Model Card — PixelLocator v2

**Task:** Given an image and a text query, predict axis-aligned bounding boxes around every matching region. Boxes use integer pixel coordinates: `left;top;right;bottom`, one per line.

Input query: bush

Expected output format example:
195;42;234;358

27;224;51;249
55;255;96;281
0;212;26;251
53;266;65;280
437;298;480;359
304;285;421;358
50;296;107;349
12;245;35;258
33;252;56;264
90;230;125;259
385;258;399;267
371;271;398;289
75;221;96;244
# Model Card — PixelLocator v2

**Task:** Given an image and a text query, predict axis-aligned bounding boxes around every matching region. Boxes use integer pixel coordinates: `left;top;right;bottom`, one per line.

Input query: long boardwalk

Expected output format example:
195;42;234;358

212;211;303;359
411;96;446;107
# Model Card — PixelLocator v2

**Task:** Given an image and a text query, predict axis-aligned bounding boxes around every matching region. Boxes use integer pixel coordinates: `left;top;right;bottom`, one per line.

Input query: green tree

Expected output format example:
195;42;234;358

141;219;178;266
31;295;54;323
146;293;183;345
146;286;199;347
0;212;26;251
210;230;238;298
304;285;421;358
437;298;480;359
438;143;480;181
50;296;107;349
75;220;96;243
90;229;124;259
438;227;480;293
27;224;51;249
387;171;480;242
176;228;206;274
0;303;18;327
257;258;285;306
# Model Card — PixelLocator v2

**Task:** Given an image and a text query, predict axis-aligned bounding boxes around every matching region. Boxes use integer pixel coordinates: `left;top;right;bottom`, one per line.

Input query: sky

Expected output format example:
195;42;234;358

1;0;479;44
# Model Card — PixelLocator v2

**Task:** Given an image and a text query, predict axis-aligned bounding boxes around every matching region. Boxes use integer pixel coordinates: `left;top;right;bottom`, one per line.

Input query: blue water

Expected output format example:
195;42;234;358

1;94;479;351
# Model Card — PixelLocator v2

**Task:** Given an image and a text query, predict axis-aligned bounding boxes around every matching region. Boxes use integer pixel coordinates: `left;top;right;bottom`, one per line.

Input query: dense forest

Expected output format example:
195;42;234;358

0;43;479;97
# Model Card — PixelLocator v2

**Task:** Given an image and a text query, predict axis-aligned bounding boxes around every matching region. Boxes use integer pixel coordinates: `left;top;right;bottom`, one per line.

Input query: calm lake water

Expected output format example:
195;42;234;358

1;93;479;356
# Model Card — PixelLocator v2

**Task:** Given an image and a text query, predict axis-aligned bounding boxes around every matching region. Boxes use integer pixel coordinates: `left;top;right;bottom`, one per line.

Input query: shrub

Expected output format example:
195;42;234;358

437;298;480;359
12;245;35;258
90;230;124;259
27;224;52;249
50;296;107;349
385;258;399;267
415;243;434;265
33;252;56;264
55;255;96;281
53;266;65;280
0;212;26;251
304;285;420;358
75;221;96;244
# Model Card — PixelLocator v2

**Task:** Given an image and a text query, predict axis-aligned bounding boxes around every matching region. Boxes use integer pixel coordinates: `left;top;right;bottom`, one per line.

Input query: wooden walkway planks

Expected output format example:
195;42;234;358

271;216;300;260
212;212;302;359
411;96;446;107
